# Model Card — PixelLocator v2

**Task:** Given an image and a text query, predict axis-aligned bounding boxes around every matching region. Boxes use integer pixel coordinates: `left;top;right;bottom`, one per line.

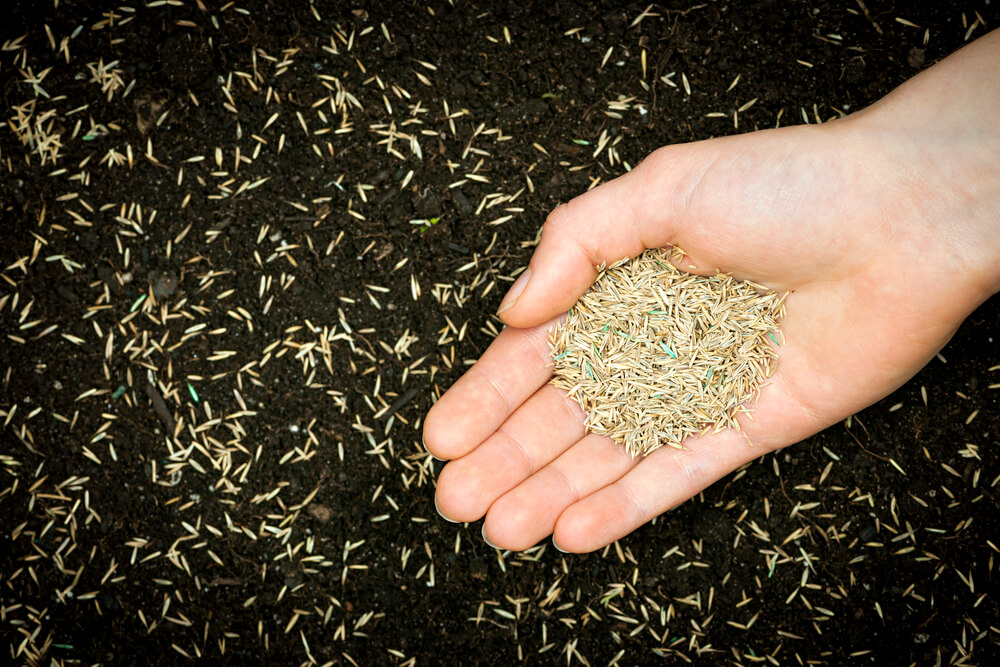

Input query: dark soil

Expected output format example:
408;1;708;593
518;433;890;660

2;1;998;665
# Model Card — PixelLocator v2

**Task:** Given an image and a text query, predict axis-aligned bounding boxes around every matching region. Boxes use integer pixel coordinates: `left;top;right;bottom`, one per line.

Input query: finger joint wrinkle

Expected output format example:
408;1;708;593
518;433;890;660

469;364;513;416
497;425;535;474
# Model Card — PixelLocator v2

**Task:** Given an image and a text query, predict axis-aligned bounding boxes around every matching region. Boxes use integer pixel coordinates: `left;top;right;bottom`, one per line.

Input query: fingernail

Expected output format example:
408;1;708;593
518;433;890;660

435;495;458;523
551;536;568;553
481;525;499;549
497;268;531;315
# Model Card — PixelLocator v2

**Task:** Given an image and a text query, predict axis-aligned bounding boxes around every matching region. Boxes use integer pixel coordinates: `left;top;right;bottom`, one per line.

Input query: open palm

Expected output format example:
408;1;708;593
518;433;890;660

423;36;1000;552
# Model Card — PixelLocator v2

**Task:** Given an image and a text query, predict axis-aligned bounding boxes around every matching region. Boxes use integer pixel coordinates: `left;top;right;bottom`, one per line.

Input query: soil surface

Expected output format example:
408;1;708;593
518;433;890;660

2;1;998;665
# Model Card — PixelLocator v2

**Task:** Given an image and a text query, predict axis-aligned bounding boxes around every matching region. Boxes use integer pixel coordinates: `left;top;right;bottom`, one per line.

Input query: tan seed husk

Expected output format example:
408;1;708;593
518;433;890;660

549;247;786;457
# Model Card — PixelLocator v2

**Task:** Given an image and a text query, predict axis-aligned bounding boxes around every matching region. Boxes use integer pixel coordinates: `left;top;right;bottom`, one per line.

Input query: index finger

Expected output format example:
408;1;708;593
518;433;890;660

423;315;561;460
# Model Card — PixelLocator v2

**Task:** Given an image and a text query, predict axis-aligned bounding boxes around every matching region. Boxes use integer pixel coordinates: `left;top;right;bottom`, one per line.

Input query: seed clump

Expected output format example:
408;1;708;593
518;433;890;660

549;247;787;457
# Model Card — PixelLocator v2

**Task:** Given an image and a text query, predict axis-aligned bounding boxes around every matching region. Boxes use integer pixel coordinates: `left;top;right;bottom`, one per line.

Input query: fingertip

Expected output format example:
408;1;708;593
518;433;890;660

434;493;459;524
552;499;622;554
434;460;489;524
551;508;592;554
481;524;499;550
421;374;490;460
483;492;545;552
421;402;449;460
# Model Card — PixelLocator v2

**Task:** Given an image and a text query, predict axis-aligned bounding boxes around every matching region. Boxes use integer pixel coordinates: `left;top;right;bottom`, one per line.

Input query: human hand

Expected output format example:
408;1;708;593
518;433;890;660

423;31;1000;553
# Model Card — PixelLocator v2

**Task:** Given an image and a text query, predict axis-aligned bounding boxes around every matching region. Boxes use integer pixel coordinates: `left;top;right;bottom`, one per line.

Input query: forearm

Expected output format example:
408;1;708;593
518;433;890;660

847;28;1000;297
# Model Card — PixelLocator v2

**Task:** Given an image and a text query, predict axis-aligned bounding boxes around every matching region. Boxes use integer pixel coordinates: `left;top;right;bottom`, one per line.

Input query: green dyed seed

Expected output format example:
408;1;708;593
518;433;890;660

130;293;147;313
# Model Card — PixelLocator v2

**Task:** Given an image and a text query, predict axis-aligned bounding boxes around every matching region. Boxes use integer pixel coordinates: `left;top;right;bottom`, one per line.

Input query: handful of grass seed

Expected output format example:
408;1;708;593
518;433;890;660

549;247;786;457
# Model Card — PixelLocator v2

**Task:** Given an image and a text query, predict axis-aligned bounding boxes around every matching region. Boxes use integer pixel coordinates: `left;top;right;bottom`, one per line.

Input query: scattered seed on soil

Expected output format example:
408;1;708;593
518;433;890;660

550;247;786;456
2;2;998;664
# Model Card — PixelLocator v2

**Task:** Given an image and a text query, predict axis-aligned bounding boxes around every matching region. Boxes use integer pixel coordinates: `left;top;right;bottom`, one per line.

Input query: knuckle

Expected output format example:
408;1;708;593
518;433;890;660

643;144;675;172
621;483;647;521
543;200;575;234
675;451;704;488
556;388;585;424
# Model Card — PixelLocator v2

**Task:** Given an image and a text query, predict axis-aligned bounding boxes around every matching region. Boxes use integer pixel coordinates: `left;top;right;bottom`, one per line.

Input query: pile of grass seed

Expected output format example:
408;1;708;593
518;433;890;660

550;247;786;457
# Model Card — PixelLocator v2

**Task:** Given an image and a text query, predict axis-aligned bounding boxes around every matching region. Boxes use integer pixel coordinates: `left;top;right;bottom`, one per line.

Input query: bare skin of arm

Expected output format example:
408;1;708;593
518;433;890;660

423;30;1000;553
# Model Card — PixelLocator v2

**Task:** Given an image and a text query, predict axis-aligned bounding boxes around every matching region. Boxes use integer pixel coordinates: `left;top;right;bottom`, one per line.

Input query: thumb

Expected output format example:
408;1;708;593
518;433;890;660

496;143;708;329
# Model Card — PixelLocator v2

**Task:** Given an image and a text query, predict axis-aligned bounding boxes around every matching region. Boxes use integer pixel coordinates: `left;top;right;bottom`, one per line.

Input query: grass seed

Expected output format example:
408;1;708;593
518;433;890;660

549;247;786;456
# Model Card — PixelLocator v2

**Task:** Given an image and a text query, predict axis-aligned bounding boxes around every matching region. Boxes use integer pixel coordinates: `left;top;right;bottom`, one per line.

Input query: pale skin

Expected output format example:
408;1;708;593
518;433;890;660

423;29;1000;553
